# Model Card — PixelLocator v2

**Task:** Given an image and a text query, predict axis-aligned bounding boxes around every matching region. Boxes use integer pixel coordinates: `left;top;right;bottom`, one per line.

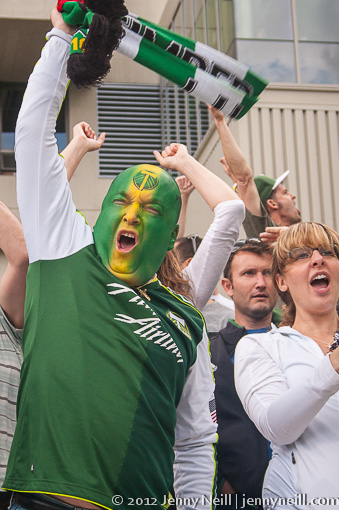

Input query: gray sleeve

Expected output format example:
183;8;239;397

242;201;277;239
0;307;22;347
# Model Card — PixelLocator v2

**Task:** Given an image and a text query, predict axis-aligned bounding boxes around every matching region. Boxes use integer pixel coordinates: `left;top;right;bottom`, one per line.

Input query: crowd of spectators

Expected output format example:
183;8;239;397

1;8;339;510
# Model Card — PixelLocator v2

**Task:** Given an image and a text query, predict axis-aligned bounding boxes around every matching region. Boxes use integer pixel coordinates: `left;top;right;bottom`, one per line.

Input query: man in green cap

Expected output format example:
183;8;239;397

208;106;301;239
3;8;217;510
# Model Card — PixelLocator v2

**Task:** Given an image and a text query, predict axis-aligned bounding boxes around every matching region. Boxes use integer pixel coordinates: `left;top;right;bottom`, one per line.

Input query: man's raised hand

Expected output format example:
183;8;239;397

73;122;106;153
153;143;191;171
50;5;76;35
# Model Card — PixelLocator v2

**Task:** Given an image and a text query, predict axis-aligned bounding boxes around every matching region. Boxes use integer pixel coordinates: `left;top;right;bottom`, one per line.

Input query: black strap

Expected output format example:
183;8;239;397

13;493;86;510
0;492;11;510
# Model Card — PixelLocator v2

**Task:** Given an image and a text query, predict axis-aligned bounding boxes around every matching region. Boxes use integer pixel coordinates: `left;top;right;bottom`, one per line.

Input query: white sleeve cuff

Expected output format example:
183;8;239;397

46;28;73;45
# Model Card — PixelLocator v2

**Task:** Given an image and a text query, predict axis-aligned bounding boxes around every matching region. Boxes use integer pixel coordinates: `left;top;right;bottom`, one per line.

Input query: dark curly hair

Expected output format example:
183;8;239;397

68;0;128;87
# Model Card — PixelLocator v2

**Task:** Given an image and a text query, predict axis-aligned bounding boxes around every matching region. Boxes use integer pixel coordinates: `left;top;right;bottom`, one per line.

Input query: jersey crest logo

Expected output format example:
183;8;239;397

167;311;191;339
133;169;159;191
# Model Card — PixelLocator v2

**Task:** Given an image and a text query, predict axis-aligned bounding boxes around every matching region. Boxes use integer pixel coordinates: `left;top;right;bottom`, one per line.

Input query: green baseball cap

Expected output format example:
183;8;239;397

254;170;290;205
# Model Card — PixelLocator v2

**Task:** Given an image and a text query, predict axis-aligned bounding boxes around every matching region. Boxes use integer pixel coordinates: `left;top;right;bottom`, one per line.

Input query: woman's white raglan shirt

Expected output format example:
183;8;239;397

234;326;339;510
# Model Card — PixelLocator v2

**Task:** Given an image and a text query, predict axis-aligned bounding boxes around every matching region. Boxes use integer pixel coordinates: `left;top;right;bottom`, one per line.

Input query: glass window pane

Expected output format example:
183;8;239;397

206;0;218;49
234;0;293;40
173;1;184;35
0;84;67;153
296;0;339;43
219;0;235;53
236;40;296;82
2;133;15;150
194;0;206;43
183;0;195;40
1;87;24;149
299;42;339;84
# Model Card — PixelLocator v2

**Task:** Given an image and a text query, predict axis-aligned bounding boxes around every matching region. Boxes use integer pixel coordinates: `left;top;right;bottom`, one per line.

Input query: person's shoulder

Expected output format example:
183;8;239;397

0;306;23;346
214;200;246;217
157;281;194;306
212;293;235;311
244;200;268;220
236;328;275;352
237;326;295;353
155;281;205;324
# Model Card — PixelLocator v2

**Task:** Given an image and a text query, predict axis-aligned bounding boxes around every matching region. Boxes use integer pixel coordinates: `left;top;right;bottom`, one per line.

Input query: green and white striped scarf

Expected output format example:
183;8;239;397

117;13;268;119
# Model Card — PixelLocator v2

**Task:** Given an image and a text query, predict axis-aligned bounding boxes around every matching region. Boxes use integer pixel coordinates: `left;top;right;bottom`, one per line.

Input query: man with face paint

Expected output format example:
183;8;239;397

3;9;218;510
93;165;181;287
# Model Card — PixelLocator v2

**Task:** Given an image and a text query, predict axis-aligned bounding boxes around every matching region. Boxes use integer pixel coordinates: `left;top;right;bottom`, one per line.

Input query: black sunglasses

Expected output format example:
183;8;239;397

187;234;200;255
231;238;261;254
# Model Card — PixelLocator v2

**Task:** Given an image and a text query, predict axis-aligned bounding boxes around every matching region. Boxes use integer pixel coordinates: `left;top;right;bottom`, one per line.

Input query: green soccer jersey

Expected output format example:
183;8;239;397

4;245;211;509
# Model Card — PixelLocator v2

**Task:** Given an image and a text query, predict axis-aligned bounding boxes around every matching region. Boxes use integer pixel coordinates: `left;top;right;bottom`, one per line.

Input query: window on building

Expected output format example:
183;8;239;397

233;0;339;84
0;83;67;174
169;0;339;85
184;0;195;40
205;0;218;49
194;0;206;44
218;0;235;54
236;40;296;83
296;0;339;84
234;0;293;40
296;0;339;43
0;85;24;173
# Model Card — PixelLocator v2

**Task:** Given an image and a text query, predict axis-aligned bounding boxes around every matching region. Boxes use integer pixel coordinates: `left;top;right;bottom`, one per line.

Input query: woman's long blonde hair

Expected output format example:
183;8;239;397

272;222;339;326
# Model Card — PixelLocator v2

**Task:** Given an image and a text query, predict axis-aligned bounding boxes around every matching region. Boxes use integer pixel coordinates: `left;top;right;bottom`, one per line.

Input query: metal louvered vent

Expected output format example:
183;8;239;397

161;82;210;155
97;84;163;177
97;83;210;178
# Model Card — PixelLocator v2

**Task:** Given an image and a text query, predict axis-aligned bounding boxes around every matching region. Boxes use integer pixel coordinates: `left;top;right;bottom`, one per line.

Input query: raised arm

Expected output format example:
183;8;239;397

209;105;262;216
15;9;92;263
154;143;245;310
0;202;28;328
175;175;195;238
235;334;339;446
61;122;106;181
154;143;238;210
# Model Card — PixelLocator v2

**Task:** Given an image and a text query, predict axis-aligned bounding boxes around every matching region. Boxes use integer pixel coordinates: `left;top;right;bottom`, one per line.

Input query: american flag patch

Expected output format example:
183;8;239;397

209;398;217;423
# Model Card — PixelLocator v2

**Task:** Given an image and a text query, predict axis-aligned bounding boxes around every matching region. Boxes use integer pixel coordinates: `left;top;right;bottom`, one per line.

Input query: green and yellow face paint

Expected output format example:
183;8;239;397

93;164;181;287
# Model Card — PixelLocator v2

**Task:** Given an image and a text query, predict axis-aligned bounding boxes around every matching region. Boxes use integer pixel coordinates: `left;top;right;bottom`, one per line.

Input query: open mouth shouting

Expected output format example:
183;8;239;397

310;272;330;293
116;230;139;253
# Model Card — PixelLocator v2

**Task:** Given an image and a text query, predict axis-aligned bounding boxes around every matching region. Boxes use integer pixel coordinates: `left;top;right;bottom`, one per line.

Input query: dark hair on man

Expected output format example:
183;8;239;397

223;239;273;282
174;235;203;265
263;188;278;213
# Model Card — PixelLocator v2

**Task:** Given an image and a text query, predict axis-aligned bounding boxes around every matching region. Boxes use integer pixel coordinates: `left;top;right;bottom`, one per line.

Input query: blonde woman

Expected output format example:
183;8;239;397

235;222;339;510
